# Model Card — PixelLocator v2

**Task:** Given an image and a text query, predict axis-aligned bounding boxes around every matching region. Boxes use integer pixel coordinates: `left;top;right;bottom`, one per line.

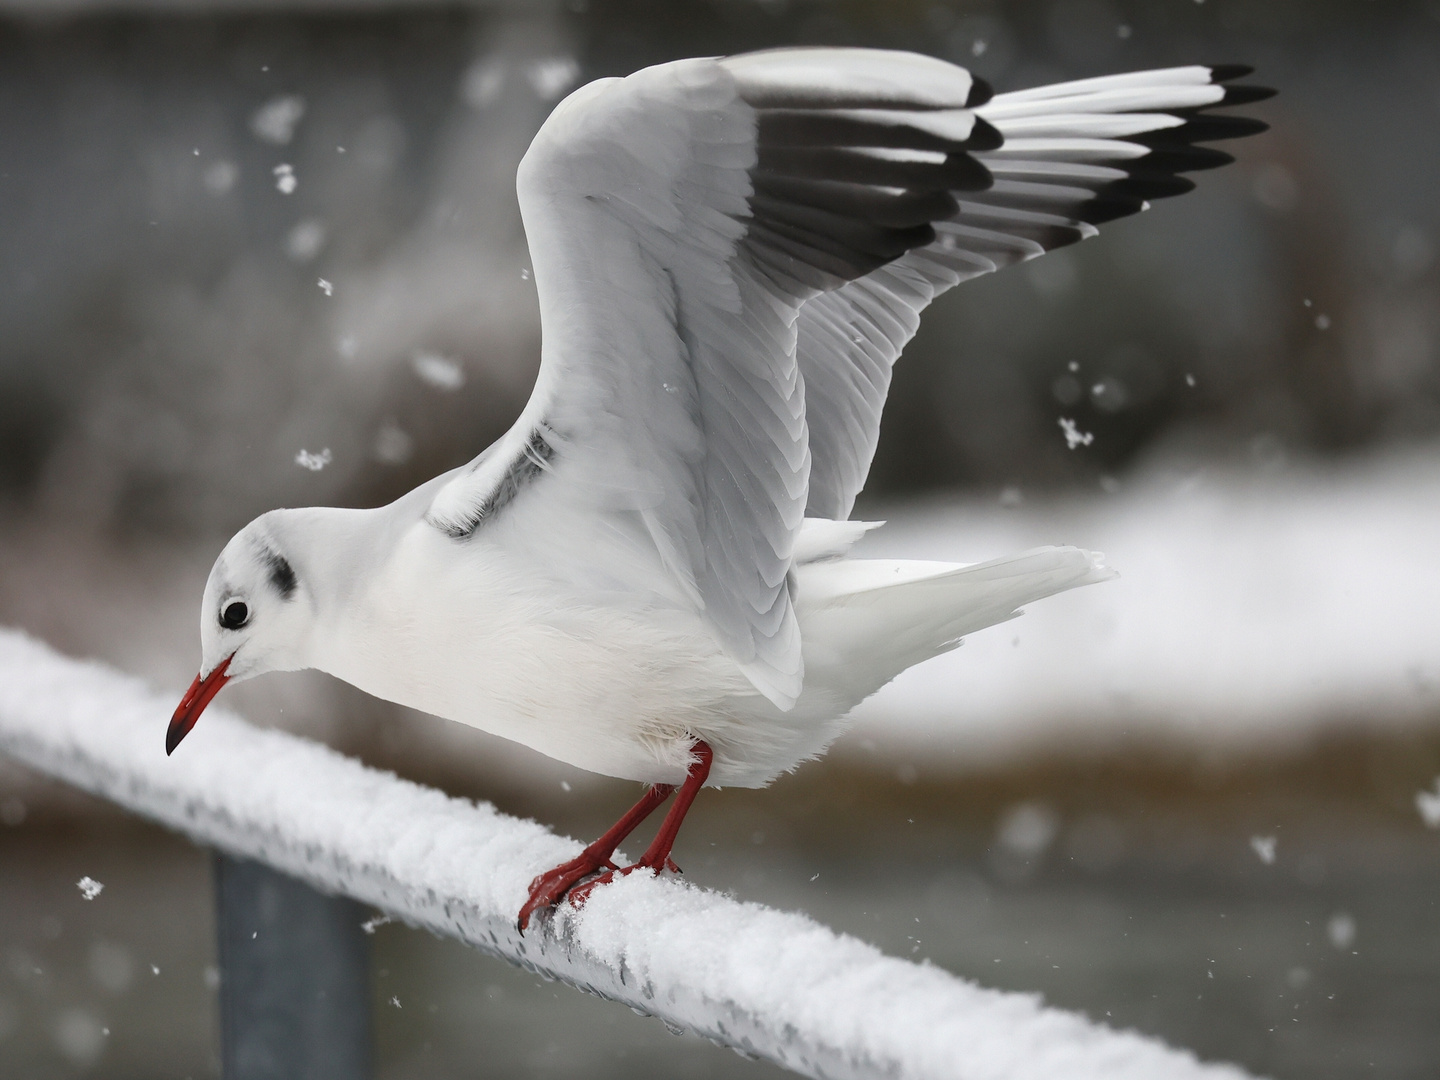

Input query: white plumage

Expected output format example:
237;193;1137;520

169;48;1269;921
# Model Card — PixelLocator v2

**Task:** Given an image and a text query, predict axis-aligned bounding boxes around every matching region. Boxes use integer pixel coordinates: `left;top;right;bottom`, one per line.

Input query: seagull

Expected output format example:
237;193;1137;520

167;48;1271;929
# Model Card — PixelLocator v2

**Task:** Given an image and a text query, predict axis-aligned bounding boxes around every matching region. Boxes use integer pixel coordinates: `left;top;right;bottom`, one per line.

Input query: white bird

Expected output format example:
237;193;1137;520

168;48;1271;928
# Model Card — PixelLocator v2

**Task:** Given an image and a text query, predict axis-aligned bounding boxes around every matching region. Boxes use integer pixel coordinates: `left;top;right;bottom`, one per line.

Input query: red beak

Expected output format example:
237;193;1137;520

167;655;232;756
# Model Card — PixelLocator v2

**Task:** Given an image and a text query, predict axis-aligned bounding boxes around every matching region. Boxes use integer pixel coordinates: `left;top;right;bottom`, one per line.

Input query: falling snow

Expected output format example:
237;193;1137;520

1327;912;1356;950
525;57;580;100
361;914;393;935
1416;778;1440;828
411;351;465;391
286;220;327;262
1249;836;1277;865
295;448;332;471
75;876;104;900
250;95;306;145
273;164;297;195
373;422;414;466
997;802;1059;858
317;278;333;297
461;58;506;109
202;160;238;197
1058;417;1094;449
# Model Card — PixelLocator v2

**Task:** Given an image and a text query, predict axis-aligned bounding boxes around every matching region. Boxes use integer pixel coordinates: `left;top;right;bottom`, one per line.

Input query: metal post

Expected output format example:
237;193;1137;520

214;853;374;1080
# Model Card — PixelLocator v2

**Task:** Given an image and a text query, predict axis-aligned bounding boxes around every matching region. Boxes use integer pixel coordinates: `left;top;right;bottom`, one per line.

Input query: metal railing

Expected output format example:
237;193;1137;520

0;627;1255;1080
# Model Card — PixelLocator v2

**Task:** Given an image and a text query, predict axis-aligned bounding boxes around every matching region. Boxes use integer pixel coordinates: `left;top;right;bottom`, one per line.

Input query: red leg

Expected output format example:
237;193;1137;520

518;781;674;932
567;740;713;910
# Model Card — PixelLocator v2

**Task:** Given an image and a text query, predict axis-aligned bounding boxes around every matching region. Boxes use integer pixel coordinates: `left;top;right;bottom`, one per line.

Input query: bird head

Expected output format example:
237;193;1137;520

168;511;312;755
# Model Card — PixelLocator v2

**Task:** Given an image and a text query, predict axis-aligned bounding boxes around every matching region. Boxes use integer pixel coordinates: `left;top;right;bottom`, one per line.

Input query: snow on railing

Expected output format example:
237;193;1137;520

0;627;1256;1080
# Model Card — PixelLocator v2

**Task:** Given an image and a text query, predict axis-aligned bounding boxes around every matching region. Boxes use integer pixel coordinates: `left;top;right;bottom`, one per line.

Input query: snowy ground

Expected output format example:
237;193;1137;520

845;446;1440;765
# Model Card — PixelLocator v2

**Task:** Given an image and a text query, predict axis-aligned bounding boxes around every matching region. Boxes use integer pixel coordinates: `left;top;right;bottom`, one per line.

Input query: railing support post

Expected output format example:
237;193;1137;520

214;853;374;1080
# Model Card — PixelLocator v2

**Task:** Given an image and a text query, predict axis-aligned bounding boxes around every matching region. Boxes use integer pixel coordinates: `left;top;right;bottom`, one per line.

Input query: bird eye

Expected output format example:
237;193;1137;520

220;601;249;630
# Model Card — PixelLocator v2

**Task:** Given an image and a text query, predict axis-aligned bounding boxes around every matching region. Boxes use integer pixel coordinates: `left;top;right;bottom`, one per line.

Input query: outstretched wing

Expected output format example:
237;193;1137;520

797;65;1273;518
426;48;994;708
424;51;1271;708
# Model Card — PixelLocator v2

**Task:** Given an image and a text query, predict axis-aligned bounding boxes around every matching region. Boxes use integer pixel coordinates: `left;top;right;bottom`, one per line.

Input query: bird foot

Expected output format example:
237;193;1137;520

515;744;708;930
566;855;681;911
518;850;620;932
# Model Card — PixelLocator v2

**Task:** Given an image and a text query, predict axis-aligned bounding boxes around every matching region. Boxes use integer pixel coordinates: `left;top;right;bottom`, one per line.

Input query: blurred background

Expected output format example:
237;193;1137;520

2;0;1439;1076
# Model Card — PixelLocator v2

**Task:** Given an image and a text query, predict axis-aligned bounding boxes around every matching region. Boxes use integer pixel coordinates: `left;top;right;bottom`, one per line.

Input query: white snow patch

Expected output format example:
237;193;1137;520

75;876;104;900
0;628;1255;1080
847;448;1440;764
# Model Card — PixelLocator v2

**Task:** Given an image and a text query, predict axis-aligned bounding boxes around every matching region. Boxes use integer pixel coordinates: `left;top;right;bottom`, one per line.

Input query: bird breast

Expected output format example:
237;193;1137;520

311;521;758;783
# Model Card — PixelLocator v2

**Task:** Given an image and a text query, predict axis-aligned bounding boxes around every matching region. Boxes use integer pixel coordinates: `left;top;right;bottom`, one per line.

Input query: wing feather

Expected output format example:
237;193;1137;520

797;64;1272;519
425;51;1271;703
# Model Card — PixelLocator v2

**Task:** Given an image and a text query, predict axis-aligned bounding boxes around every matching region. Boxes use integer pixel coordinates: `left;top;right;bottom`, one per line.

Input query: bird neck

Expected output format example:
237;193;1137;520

263;504;391;653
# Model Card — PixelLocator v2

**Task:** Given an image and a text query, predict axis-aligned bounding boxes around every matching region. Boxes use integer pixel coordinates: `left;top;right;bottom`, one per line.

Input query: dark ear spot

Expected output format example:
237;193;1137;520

264;551;298;600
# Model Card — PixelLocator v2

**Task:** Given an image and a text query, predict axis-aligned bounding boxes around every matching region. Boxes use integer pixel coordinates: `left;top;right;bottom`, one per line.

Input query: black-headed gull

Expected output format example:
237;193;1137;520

168;49;1271;928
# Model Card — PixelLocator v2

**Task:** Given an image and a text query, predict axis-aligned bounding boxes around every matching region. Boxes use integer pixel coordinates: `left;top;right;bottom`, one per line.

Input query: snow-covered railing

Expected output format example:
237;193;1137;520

0;627;1255;1080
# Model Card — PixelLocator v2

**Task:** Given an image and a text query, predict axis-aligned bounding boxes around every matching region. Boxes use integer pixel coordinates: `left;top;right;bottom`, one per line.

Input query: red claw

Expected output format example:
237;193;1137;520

517;740;713;932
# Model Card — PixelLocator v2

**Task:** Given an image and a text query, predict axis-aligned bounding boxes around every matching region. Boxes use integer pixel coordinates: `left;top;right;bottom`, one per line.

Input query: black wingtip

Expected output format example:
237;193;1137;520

1111;174;1197;200
1076;195;1147;225
1208;64;1255;83
1139;144;1235;174
1132;115;1270;152
966;76;993;108
1221;84;1278;107
942;152;994;192
964;116;1004;152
